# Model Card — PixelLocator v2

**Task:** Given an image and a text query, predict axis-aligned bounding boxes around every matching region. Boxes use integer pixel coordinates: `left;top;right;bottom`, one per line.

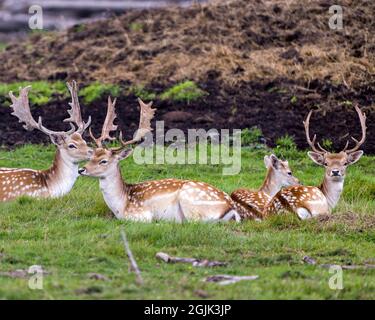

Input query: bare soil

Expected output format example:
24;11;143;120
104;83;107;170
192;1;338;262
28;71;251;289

0;0;374;152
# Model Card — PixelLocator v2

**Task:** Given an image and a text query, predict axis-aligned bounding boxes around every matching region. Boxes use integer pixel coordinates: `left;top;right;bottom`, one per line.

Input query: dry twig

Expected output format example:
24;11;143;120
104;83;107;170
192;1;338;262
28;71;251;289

121;228;144;285
204;275;259;285
156;252;227;267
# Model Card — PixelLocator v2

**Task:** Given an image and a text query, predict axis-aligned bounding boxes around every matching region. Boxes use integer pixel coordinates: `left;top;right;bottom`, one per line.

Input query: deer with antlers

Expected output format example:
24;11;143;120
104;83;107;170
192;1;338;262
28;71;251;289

0;81;92;202
79;97;244;222
263;106;366;219
231;154;300;219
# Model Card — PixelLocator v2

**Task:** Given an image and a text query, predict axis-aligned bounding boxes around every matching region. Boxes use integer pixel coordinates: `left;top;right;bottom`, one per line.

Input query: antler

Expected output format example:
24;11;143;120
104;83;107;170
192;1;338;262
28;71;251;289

117;98;156;148
342;105;366;153
303;110;328;154
89;96;118;148
9;86;75;136
65;80;91;134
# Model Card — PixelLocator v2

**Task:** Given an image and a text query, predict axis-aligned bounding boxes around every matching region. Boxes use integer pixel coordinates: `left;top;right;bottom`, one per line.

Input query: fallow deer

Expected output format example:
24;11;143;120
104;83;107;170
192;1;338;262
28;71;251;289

263;106;366;219
79;97;244;222
0;81;92;202
231;154;300;219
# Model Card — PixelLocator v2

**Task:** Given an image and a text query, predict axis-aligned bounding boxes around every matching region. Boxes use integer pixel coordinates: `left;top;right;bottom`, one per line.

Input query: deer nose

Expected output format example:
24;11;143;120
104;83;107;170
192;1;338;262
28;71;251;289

78;167;86;175
331;170;340;176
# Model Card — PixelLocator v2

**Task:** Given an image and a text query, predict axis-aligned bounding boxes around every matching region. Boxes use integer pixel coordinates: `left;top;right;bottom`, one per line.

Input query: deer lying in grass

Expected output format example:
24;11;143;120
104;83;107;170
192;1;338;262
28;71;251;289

79;97;244;222
231;154;300;219
263;106;366;219
0;81;92;202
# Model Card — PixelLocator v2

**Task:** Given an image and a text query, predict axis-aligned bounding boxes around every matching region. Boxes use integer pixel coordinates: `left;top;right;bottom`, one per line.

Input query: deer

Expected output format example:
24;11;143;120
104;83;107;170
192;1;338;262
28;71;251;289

0;81;92;202
263;105;366;220
231;154;300;219
78;97;245;222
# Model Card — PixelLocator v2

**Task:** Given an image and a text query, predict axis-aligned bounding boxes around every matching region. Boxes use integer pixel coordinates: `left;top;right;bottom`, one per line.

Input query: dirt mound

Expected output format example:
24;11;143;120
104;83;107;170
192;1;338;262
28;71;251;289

0;0;374;152
0;0;374;87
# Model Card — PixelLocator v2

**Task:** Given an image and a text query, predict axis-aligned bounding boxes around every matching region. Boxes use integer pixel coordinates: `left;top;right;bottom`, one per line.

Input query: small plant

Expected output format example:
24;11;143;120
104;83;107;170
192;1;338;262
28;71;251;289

342;100;353;106
79;82;120;104
241;127;264;146
275;135;297;152
72;24;85;33
130;22;144;32
290;95;298;104
0;43;7;52
127;85;156;101
0;81;66;106
321;138;333;151
160;81;207;103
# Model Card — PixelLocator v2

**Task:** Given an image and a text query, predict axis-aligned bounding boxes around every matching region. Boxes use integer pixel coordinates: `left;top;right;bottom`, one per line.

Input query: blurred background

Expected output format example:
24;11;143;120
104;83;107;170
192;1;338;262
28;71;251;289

0;0;206;41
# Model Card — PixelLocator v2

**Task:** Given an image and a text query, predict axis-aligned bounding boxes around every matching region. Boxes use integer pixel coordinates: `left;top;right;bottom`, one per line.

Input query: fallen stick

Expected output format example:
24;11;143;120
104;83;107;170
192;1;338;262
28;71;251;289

302;255;375;270
156;252;227;267
204;275;259;285
319;264;375;270
120;228;144;285
302;255;317;265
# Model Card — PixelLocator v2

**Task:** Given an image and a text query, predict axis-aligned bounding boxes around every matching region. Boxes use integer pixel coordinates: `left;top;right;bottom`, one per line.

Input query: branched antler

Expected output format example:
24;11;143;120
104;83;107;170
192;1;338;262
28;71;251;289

89;96;118;148
303;110;328;154
343;105;367;153
117;98;156;148
9;86;75;136
304;105;367;154
65;80;91;134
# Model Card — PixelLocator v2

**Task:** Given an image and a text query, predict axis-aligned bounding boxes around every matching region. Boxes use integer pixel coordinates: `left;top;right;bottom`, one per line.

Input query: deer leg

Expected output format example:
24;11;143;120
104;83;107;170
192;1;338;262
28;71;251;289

296;207;312;220
221;209;241;222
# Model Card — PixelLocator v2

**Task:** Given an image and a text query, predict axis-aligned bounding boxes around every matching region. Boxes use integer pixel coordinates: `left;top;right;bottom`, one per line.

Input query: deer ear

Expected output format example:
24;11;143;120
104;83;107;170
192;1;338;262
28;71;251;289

268;154;281;169
307;151;324;166
347;151;363;165
49;134;65;146
115;148;133;161
264;155;271;168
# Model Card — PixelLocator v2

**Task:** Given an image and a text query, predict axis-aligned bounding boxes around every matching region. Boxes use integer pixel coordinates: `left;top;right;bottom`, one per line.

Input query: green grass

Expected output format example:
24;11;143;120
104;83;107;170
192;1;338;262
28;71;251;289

241;127;263;146
160;81;207;103
78;82;121;104
0;80;209;107
129;22;144;32
0;145;374;299
0;43;7;52
127;85;157;101
0;81;66;106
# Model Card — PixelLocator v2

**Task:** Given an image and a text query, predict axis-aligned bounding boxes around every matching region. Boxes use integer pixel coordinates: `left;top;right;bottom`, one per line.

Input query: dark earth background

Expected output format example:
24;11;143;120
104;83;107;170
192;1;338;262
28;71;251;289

0;0;374;153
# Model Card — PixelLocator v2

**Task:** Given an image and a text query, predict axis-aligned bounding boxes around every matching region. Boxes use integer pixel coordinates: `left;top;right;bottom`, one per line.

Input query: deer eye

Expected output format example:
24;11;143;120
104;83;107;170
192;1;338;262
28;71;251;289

324;162;328;166
68;144;77;149
99;159;108;165
287;172;292;176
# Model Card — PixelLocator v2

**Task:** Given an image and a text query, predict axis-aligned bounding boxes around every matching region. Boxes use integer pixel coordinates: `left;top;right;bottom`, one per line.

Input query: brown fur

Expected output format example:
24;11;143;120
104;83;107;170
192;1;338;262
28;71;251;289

231;155;299;220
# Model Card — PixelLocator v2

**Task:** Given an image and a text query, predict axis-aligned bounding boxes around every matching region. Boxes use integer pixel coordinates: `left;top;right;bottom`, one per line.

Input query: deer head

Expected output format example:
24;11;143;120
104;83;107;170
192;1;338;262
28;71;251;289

304;105;366;182
264;154;300;187
9;81;93;163
79;97;155;178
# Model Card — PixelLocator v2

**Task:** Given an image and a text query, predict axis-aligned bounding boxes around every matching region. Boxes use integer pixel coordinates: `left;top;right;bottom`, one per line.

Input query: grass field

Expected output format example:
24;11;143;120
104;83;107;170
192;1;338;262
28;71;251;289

0;145;374;299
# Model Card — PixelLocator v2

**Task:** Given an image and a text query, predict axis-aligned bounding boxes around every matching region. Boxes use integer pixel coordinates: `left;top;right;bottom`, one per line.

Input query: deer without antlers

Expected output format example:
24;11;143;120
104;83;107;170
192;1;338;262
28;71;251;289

263;106;366;219
231;154;300;220
0;81;92;202
79;97;244;222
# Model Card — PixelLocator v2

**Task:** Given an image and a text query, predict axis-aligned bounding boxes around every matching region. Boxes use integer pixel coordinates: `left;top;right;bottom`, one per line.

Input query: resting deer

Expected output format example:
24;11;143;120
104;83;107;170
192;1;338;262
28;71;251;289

263;106;366;219
0;81;92;202
231;154;300;219
79;97;244;222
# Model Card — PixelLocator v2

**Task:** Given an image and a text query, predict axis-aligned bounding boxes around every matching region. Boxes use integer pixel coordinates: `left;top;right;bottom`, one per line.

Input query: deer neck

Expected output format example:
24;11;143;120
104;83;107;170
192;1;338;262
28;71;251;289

44;149;79;197
319;176;345;210
259;168;281;198
99;165;128;219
